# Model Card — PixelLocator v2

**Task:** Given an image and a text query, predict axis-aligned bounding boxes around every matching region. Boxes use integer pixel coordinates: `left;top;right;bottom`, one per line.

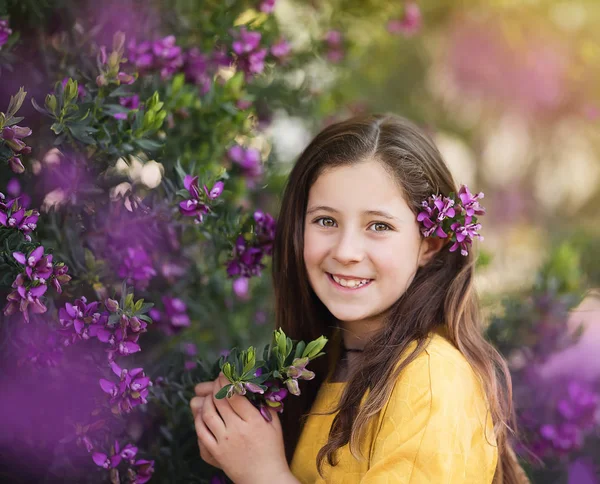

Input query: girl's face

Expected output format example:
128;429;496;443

303;159;437;327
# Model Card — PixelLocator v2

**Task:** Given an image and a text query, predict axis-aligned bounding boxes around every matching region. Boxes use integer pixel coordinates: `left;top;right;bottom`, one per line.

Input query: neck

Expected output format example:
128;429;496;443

337;316;383;351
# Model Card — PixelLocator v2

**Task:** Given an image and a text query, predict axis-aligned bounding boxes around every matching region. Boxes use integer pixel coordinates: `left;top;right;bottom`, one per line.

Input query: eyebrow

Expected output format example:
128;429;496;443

306;205;402;222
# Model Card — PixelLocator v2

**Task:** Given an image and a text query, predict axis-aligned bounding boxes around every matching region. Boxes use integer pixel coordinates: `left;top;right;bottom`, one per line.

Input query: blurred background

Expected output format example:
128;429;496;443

0;0;598;482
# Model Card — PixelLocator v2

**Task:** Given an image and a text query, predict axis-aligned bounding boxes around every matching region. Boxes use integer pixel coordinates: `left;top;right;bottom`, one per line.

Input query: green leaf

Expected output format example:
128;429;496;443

294;341;306;359
215;384;232;400
302;336;328;359
6;87;26;119
135;138;163;152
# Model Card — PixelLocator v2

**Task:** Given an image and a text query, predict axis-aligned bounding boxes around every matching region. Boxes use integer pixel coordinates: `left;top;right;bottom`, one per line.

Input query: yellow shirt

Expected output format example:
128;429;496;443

290;329;498;483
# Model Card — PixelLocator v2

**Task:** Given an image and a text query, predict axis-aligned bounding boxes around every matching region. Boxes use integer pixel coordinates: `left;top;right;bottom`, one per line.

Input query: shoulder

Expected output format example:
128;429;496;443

384;332;491;423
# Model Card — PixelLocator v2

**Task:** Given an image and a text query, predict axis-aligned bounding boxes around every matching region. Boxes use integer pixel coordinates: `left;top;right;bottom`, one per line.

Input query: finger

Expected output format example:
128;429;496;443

213;372;261;422
195;413;218;450
202;388;226;439
190;396;205;418
195;381;214;396
212;378;243;424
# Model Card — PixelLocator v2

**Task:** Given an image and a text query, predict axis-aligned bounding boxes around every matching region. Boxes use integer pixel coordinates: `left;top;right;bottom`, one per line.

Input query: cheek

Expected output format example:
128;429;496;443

303;228;323;269
373;234;421;282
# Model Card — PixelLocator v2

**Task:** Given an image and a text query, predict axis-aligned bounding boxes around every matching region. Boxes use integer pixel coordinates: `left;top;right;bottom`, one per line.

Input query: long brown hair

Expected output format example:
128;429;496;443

272;113;525;483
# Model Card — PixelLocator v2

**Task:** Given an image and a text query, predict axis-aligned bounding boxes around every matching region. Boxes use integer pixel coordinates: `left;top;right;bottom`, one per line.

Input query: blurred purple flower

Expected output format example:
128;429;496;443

0;19;12;48
260;0;276;13
128;35;184;80
271;39;291;59
227;145;263;185
387;2;422;37
231;27;268;80
163;296;190;328
324;30;344;63
118;246;157;290
120;94;140;110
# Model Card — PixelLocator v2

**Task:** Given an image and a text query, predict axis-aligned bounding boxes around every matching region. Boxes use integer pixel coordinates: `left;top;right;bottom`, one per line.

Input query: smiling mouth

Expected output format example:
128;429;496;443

327;273;373;290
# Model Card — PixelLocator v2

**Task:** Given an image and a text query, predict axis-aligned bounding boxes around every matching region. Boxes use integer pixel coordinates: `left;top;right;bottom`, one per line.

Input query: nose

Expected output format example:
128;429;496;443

331;229;365;265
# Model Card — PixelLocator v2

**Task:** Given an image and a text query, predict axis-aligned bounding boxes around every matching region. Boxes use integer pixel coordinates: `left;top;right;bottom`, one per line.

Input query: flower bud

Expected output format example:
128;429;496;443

106;298;119;313
284;378;300;396
8;156;25;174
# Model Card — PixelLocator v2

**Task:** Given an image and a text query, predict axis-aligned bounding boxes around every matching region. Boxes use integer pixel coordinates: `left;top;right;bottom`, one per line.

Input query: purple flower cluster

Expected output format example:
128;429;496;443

283;356;315;396
118;246;157;290
4;246;71;323
324;30;344;63
1;125;32;174
59;297;148;360
0;195;39;241
0;19;12;49
149;296;190;335
231;27;268;80
179;174;224;223
524;380;600;459
92;439;154;483
128;35;184;80
99;360;152;414
226;211;276;298
227;144;263;186
184;47;232;94
417;185;485;256
387;2;423;37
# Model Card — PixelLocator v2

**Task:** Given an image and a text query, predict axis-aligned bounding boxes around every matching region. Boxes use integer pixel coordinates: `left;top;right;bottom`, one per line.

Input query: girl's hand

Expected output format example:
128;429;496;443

190;382;221;469
194;373;292;484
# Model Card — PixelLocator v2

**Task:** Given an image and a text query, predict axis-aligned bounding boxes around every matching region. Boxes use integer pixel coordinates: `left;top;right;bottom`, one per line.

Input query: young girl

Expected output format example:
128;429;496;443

190;114;527;483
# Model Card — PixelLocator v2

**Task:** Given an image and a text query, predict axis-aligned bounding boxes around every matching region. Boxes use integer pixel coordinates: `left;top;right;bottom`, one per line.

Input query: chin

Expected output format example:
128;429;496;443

323;303;376;323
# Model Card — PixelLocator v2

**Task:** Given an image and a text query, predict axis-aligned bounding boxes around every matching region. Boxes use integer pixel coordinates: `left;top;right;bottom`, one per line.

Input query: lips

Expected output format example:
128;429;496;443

327;272;373;290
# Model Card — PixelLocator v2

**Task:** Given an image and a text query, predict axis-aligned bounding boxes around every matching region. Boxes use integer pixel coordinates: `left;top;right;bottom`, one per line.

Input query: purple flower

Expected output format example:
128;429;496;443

227;145;263;185
118;246;157;290
387;2;422;37
271;39;291;59
99;361;152;414
324;30;344;63
260;0;276;13
8;156;25;174
0;19;12;48
179;174;211;223
449;220;483;256
130;459;155;483
457;185;485;217
231;27;268;80
119;94;140;110
2;125;32;152
58;297;103;342
204;180;224;200
0;205;40;241
163;296;190;328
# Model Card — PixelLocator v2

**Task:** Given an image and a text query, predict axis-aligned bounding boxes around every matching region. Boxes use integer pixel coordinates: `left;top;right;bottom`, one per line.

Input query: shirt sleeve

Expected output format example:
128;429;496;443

360;347;498;484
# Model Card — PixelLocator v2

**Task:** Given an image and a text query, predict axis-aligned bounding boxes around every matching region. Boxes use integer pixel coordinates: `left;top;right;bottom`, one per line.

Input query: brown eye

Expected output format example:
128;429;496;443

316;217;336;227
370;222;391;232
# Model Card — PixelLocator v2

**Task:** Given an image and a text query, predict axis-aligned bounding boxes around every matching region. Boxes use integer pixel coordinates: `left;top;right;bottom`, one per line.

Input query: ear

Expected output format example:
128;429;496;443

417;237;445;267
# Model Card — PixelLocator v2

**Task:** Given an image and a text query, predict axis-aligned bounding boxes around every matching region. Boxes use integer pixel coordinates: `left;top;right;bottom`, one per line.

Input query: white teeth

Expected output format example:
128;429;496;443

331;274;370;288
